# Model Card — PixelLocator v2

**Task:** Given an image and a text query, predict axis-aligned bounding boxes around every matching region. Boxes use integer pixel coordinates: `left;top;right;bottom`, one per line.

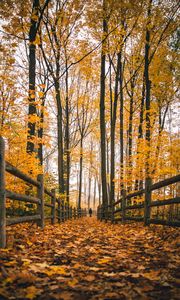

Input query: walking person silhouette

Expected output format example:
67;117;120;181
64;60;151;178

89;208;92;217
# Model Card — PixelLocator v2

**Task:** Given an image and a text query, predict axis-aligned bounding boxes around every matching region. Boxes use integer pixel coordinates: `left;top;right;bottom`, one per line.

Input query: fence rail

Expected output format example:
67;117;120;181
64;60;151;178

0;137;87;248
97;174;180;227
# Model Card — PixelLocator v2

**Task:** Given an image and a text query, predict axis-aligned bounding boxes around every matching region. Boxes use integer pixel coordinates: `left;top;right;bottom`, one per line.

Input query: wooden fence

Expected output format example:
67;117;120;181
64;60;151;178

97;175;180;227
0;137;87;248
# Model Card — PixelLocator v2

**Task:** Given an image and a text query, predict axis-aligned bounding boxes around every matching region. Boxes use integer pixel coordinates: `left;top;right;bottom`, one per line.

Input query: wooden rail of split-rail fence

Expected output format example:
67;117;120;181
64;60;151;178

97;176;180;227
0;137;87;248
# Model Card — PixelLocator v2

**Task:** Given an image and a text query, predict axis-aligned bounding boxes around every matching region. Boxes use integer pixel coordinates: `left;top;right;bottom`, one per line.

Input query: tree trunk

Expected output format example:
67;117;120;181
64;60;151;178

145;1;152;176
65;64;70;203
27;0;39;154
119;52;124;194
100;1;108;215
37;97;45;166
144;0;152;226
98;180;101;206
55;79;65;196
135;79;145;191
76;163;79;207
93;178;97;210
84;171;87;206
78;138;83;209
88;168;92;210
88;141;93;210
110;52;121;206
127;77;134;192
106;136;110;201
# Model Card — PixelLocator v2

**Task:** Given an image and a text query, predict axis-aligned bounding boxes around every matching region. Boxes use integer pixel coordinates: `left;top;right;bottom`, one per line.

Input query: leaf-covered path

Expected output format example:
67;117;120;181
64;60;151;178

0;217;179;300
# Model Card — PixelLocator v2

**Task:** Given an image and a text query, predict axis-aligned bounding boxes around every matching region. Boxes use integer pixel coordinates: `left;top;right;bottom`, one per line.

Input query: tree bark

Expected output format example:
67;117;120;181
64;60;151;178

144;0;152;226
145;1;152;177
88;141;93;210
65;63;70;203
27;0;39;154
106;136;110;201
100;0;108;215
88;169;92;211
93;177;97;210
110;52;121;206
55;79;65;196
119;52;124;194
37;100;44;166
78;138;83;209
127;76;134;192
135;78;145;191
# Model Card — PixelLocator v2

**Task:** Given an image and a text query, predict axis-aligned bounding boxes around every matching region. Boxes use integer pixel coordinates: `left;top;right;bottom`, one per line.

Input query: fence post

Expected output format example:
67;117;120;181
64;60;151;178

102;205;104;220
99;205;102;221
66;203;68;220
73;207;76;219
62;200;64;222
0;137;6;248
70;206;72;219
65;202;67;220
67;203;69;219
65;202;67;221
102;205;105;220
122;190;126;223
144;177;152;226
61;200;64;221
111;203;114;223
58;199;61;223
68;203;70;219
51;189;56;225
69;206;71;219
63;202;66;221
37;174;44;229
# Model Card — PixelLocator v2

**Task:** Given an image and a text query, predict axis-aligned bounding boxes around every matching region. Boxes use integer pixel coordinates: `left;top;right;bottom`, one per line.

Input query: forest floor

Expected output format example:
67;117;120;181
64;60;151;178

0;217;179;300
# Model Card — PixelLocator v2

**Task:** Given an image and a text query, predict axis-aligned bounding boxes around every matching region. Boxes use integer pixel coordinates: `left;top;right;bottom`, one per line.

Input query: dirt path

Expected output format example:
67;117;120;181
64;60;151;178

0;217;179;299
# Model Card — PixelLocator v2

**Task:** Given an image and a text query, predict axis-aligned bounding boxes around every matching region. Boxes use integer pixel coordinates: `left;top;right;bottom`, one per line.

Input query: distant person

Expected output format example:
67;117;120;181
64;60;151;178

89;208;92;217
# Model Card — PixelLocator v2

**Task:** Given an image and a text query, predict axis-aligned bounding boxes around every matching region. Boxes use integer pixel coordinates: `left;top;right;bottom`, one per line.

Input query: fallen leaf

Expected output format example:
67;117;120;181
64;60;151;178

84;274;96;281
58;291;73;300
45;266;68;276
143;270;161;281
67;278;78;287
97;258;112;264
26;286;39;299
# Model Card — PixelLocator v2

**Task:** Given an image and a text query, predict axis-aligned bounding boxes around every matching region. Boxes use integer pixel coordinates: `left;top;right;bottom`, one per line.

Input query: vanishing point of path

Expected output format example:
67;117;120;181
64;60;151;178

0;217;179;300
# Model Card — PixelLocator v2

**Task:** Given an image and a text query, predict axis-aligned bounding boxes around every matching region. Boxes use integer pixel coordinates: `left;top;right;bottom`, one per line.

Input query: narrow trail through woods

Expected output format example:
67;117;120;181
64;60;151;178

0;217;179;300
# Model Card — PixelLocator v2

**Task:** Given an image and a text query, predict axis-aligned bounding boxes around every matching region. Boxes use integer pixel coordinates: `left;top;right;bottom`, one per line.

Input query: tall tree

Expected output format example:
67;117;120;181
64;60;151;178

144;0;152;225
27;0;50;156
100;0;108;215
26;0;40;154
